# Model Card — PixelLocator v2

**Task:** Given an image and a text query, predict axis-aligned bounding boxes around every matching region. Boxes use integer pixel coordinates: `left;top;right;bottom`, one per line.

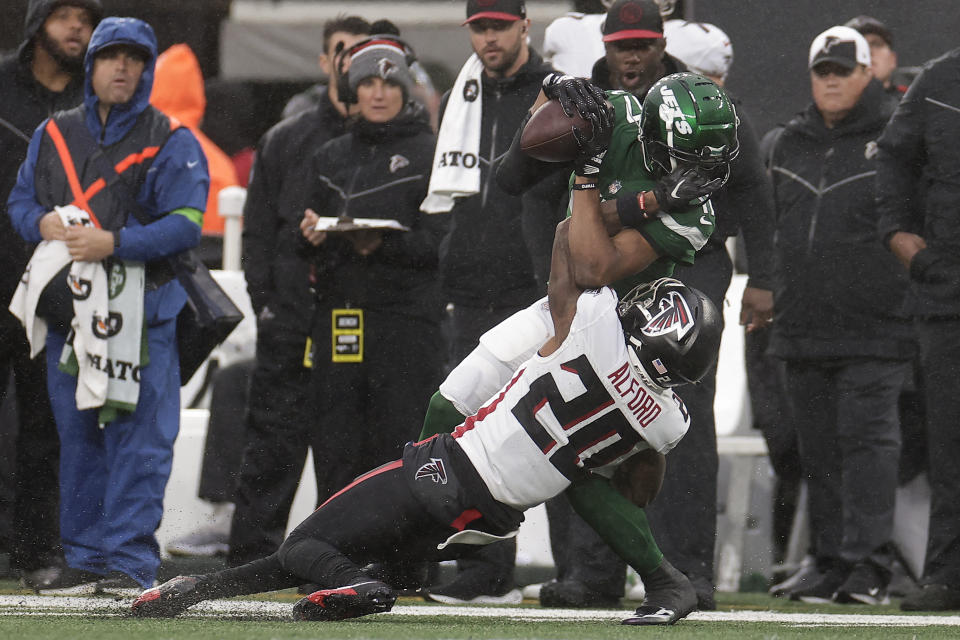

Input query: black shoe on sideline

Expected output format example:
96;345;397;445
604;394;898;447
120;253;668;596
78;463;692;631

901;583;960;611
32;567;104;595
790;564;850;604
131;575;206;618
539;580;620;608
622;559;697;626
96;570;144;596
292;580;396;621
423;572;522;605
835;562;890;605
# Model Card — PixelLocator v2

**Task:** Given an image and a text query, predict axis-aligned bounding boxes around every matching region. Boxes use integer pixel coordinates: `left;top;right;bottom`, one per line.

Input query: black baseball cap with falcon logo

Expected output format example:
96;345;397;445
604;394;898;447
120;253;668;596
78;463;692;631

602;0;664;42
463;0;526;25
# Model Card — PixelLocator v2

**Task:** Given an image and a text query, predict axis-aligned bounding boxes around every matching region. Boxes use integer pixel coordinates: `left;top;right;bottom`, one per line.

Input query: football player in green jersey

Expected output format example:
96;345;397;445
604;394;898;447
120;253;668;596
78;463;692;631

418;72;738;625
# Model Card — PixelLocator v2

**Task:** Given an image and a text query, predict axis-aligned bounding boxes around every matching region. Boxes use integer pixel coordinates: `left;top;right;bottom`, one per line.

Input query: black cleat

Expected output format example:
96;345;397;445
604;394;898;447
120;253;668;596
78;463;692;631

293;580;397;621
621;559;697;626
131;575;205;618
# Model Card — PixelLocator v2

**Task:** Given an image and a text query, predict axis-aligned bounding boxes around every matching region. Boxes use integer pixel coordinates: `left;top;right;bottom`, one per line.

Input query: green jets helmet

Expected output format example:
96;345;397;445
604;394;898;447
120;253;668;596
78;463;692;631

639;72;740;185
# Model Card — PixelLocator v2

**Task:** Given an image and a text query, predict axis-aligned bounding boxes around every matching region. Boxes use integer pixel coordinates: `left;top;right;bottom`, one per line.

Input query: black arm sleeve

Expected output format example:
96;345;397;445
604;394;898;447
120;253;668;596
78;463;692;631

241;133;278;316
496;110;574;195
712;107;776;290
876;69;928;246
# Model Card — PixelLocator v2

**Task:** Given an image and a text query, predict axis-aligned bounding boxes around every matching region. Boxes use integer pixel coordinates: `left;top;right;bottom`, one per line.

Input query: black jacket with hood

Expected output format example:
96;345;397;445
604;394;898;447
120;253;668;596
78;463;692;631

0;0;101;312
305;102;447;321
439;49;561;308
767;80;914;360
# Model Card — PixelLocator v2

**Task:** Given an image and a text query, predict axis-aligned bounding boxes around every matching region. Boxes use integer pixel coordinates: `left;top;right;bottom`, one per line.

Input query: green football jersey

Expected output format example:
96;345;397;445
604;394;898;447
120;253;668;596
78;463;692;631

566;90;716;295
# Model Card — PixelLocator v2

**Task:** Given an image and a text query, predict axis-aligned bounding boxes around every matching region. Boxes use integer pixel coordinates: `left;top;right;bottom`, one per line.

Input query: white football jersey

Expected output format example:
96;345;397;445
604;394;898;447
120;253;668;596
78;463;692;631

543;12;606;79
453;288;690;511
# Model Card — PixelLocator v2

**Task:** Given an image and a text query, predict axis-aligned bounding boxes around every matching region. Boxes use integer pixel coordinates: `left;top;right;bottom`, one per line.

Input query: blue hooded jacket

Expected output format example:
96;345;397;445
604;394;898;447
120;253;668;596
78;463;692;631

6;16;209;321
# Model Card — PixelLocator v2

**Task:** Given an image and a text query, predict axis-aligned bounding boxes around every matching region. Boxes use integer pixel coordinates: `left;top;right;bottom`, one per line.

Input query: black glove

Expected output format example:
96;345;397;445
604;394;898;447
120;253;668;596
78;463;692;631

573;125;611;177
542;73;613;136
650;164;727;213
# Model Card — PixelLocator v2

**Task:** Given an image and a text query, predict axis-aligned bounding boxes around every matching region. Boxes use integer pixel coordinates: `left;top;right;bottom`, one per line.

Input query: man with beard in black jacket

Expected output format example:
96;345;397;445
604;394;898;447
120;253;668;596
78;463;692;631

767;26;913;605
0;0;101;589
227;15;371;567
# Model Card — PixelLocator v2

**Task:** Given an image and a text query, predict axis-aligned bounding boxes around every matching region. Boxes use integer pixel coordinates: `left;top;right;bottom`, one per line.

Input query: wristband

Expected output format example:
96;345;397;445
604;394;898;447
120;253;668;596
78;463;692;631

616;192;651;230
572;182;598;191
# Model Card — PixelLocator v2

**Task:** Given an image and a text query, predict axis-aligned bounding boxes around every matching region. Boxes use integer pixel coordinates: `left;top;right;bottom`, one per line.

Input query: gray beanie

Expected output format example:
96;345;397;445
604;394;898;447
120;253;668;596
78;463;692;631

347;39;414;97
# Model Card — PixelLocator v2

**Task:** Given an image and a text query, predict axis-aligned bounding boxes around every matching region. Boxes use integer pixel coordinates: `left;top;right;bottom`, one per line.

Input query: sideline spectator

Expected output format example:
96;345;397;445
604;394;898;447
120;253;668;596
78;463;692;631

418;0;561;604
767;26;911;605
227;15;370;567
844;15;906;94
0;0;100;591
6;16;208;593
877;46;960;612
150;43;240;267
298;35;446;534
542;1;607;78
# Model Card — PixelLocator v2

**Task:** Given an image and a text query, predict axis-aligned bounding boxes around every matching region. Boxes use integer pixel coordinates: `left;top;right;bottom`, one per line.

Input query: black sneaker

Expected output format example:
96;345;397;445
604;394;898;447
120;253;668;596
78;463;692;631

835;562;890;605
621;559;697;626
901;583;960;611
423;573;522;605
131;575;206;618
33;567;104;595
292;580;396;621
96;571;144;597
769;555;821;597
539;580;620;608
789;564;850;604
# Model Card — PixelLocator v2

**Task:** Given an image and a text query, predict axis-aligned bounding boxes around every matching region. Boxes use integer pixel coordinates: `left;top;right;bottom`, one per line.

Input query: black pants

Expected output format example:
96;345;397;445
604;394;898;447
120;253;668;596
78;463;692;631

784;357;907;571
0;314;60;571
204;439;517;599
744;326;800;564
917;317;960;586
308;307;443;502
228;329;312;566
197;359;254;503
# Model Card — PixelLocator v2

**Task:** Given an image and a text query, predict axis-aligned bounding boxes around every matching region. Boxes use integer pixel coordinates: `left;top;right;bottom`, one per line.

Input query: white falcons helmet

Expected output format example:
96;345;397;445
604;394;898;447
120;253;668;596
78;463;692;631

618;278;722;388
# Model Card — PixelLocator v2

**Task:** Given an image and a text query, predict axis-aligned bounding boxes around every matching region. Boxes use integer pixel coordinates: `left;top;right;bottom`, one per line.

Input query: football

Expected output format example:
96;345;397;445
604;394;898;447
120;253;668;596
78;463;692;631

519;98;592;162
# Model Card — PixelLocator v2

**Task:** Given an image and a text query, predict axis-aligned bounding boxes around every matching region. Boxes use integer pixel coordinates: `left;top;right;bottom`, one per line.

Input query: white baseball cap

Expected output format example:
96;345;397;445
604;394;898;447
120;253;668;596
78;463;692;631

808;26;871;70
664;20;733;79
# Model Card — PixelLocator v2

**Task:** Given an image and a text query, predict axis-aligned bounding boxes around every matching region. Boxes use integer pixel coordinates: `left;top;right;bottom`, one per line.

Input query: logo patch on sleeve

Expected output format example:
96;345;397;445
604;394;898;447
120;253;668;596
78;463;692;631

415;457;448;484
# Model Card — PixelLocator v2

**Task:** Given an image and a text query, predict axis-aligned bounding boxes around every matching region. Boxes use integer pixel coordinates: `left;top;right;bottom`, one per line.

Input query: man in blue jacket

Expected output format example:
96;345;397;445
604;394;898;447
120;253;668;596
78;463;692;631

6;16;208;594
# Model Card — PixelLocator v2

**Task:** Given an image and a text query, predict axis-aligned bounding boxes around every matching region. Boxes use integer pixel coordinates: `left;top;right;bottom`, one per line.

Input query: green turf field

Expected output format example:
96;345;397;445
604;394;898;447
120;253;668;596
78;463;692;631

3;581;960;640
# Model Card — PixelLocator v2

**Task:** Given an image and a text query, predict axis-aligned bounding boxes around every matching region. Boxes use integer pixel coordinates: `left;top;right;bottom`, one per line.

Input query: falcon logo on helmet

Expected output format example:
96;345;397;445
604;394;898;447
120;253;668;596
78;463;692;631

641;291;695;340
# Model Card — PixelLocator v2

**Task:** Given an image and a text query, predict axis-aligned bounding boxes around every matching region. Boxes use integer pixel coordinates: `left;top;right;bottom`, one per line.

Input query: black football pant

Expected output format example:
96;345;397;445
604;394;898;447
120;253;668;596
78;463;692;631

916;317;960;586
203;459;480;600
0;316;60;572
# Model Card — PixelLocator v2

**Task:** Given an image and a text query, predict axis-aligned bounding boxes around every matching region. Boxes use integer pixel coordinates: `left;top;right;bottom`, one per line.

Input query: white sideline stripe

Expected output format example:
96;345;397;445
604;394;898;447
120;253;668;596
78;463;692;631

2;595;960;626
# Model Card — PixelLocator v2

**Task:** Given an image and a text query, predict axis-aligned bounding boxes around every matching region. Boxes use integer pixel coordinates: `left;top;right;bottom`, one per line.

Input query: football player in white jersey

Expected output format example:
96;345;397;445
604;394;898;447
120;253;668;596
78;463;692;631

130;146;722;625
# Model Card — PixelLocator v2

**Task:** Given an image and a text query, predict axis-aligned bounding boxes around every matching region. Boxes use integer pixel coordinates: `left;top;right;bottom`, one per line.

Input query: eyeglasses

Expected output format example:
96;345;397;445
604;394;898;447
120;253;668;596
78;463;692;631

812;63;856;78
